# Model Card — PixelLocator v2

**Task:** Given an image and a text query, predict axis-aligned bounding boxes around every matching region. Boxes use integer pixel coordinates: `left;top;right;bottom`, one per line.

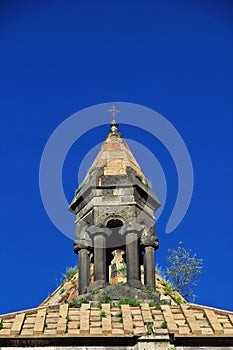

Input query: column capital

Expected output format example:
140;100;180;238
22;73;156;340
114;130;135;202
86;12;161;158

86;225;111;237
141;234;159;249
74;239;92;254
119;222;144;236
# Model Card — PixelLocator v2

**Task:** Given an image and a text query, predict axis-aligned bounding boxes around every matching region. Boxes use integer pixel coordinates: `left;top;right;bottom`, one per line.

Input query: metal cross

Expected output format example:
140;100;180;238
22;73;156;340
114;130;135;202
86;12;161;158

108;105;120;119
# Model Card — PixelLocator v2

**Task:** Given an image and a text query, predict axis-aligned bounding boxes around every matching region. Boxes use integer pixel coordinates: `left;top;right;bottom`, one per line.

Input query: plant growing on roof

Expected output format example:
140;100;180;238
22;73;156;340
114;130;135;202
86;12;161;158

91;288;99;295
117;298;140;307
166;242;203;301
143;287;153;295
68;298;88;308
146;322;154;334
161;321;167;329
59;287;66;295
64;265;78;281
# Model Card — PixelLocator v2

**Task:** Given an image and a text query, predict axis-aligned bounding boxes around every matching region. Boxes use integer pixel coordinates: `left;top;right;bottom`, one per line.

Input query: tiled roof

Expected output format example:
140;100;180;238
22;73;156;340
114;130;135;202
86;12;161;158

0;301;233;339
1;264;232;341
1;268;233;341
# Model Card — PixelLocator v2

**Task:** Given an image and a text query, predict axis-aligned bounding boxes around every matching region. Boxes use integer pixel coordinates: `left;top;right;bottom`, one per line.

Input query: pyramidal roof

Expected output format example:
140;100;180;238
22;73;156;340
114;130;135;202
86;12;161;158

39;267;186;307
80;119;149;188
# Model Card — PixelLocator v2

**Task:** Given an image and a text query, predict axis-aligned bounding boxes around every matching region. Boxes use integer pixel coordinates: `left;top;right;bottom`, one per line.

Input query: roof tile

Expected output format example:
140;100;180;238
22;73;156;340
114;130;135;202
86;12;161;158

204;309;224;334
161;305;178;333
181;304;202;334
34;308;46;334
10;313;25;335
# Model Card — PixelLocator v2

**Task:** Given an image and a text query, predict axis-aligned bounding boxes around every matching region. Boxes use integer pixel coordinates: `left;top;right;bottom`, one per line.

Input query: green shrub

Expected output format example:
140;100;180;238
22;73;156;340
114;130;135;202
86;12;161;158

143;288;153;295
69;298;88;308
100;311;106;318
166;242;203;301
161;321;167;329
91;288;99;295
98;295;112;308
64;266;78;281
146;322;153;334
59;287;66;294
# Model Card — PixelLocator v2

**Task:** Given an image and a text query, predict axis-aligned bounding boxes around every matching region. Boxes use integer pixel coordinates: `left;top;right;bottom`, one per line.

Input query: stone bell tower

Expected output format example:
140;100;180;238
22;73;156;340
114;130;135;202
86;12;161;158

69;114;161;301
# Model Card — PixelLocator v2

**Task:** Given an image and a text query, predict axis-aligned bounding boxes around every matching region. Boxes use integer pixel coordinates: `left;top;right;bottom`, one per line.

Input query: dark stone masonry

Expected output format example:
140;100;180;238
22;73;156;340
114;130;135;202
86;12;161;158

69;120;160;302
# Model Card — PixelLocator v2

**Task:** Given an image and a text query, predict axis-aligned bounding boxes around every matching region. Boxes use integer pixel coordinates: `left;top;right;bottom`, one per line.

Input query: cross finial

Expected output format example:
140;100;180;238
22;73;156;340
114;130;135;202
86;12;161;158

108;105;120;119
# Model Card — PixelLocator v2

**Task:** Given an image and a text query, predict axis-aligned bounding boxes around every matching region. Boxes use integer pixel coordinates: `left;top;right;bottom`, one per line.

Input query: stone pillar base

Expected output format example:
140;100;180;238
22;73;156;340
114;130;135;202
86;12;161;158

88;280;109;292
75;284;160;304
127;279;143;289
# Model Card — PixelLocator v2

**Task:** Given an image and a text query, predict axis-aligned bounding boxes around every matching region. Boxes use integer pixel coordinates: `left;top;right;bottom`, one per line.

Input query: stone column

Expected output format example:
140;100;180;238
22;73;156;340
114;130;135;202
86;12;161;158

144;246;155;290
94;235;106;282
86;225;111;291
78;248;90;294
126;233;141;287
106;248;112;283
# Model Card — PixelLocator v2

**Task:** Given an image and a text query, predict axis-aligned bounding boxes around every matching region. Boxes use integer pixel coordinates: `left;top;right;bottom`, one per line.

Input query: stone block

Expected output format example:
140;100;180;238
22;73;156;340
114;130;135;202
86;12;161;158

112;328;124;335
21;329;34;336
90;328;103;335
10;313;25;335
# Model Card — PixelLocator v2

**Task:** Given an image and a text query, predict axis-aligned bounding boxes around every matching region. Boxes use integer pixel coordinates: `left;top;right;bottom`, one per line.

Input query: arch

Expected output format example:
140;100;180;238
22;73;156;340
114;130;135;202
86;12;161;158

106;219;123;228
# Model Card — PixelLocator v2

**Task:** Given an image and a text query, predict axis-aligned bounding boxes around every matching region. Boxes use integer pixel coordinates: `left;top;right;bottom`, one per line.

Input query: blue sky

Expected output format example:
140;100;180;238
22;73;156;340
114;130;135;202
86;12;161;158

0;0;232;314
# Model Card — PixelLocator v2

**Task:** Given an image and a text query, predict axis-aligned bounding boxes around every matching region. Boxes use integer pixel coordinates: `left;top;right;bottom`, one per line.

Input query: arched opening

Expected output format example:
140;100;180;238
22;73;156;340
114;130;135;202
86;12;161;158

106;219;125;284
109;249;127;284
106;219;123;228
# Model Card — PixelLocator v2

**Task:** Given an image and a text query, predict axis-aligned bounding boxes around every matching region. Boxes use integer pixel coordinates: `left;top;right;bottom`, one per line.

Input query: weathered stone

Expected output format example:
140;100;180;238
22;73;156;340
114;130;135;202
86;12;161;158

78;248;90;294
144;246;156;290
126;232;141;286
69;121;160;303
94;235;106;281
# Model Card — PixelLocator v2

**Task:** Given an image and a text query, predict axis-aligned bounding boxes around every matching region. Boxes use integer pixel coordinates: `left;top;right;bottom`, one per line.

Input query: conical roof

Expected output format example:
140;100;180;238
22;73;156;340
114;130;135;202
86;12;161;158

80;119;149;188
69;118;160;226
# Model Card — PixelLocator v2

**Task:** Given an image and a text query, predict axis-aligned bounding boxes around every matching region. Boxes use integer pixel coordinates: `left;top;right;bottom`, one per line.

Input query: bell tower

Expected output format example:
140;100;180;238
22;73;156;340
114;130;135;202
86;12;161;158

69;115;161;301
